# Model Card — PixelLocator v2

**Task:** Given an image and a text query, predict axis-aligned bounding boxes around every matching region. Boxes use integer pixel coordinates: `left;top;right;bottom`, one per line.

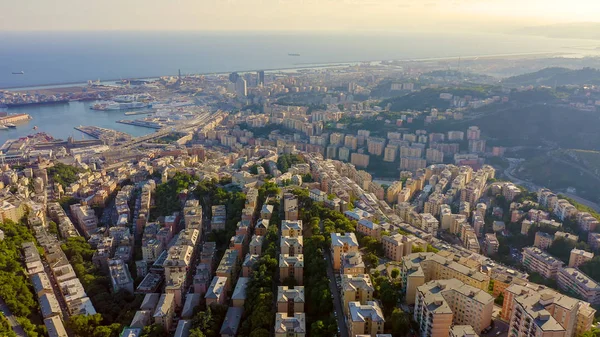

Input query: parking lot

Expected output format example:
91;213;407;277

482;318;509;337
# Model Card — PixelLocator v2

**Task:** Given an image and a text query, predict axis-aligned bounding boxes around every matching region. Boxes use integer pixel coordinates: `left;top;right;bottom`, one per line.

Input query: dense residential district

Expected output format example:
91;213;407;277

4;60;600;337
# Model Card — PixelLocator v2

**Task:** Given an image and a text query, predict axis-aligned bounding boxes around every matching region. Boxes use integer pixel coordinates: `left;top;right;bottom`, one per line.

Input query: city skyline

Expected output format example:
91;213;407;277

1;0;600;32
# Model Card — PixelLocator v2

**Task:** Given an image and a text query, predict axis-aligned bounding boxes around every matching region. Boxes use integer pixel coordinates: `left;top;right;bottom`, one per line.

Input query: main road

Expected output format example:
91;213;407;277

0;297;26;337
325;253;349;337
113;110;225;150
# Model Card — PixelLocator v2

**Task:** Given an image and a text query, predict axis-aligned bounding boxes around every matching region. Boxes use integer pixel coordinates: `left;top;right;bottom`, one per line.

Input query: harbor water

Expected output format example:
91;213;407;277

0;101;155;145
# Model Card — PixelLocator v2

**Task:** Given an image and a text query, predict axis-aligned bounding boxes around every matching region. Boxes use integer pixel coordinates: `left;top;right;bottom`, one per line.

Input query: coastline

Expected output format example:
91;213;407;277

1;50;580;91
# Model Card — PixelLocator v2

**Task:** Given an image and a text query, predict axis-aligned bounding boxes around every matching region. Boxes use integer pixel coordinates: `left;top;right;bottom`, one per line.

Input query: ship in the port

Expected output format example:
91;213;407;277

90;93;154;111
90;101;150;111
12;71;24;75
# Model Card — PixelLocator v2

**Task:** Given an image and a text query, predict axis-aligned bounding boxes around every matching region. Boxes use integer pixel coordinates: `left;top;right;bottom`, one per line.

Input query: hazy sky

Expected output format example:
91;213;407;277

1;0;599;32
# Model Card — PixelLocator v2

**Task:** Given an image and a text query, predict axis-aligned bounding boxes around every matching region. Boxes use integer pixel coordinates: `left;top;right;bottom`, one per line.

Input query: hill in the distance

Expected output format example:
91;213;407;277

502;67;600;87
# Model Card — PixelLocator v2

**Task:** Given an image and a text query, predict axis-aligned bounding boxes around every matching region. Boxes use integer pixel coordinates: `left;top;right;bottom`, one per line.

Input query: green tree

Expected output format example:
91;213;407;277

67;314;103;337
495;293;504;305
412;246;425;253
189;329;206;337
249;328;270;337
48;162;85;188
547;237;575;264
390;308;410;336
48;220;59;235
141;324;166;337
364;252;379;268
378;279;401;316
0;316;16;337
391;268;400;280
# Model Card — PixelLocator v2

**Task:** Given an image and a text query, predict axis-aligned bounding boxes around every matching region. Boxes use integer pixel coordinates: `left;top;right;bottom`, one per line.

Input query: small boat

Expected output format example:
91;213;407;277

12;71;24;75
33;126;38;130
0;125;8;130
5;123;16;128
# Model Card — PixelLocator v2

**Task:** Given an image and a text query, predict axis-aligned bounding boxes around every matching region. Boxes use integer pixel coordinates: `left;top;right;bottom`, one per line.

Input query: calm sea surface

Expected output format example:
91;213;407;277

1;101;154;144
0;31;598;144
1;31;598;88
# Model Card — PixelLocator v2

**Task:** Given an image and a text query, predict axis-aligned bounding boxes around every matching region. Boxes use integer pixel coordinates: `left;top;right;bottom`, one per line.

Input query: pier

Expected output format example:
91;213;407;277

116;120;162;129
74;125;132;145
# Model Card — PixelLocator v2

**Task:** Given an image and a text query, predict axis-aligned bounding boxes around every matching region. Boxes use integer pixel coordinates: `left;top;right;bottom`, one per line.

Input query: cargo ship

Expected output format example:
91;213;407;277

288;53;301;57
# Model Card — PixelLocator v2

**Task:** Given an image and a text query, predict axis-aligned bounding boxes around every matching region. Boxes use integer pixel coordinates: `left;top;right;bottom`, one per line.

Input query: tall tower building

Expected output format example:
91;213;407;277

235;77;247;97
229;72;240;83
257;70;265;86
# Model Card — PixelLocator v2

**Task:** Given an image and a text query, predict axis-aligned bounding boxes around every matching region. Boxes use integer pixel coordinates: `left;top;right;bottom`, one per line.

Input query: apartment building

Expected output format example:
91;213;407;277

232;277;249;308
108;259;134;294
331;233;359;271
277;286;305;315
183;199;202;229
400;252;490;305
281;236;304;256
45;316;68;337
577;212;599;232
216;249;239;291
242;254;259;277
348;301;385;337
249;235;264;256
220;307;243;337
568;249;594;268
274;313;306;337
211;205;226;231
283;193;299;221
281;220;303;237
414;279;493;337
534;232;554;250
69;203;98;238
483;233;499;256
163;245;194;283
555;231;579;245
419;213;439;237
357;219;382;240
153;293;175;331
558;268;600;305
386;181;403;203
341;252;366;276
505;283;595;337
522;247;564;279
400;157;427;172
450;326;478;337
382;234;415;262
351;153;370;169
205;276;227;307
588;233;600;251
341;274;375;315
280;254;304;285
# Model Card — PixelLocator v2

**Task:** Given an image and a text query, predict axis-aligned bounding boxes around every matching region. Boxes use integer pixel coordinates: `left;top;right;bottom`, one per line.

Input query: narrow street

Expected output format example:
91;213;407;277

42;258;70;319
0;297;26;337
325;253;349;337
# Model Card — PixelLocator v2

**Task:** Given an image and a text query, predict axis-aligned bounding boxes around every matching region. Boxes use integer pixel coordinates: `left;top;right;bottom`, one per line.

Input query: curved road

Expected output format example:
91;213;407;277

0;297;26;337
503;158;600;213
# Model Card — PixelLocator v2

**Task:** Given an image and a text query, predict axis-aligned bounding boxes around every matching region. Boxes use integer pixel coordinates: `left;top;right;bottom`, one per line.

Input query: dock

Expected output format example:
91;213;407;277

116;120;162;129
74;125;132;145
124;110;156;116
